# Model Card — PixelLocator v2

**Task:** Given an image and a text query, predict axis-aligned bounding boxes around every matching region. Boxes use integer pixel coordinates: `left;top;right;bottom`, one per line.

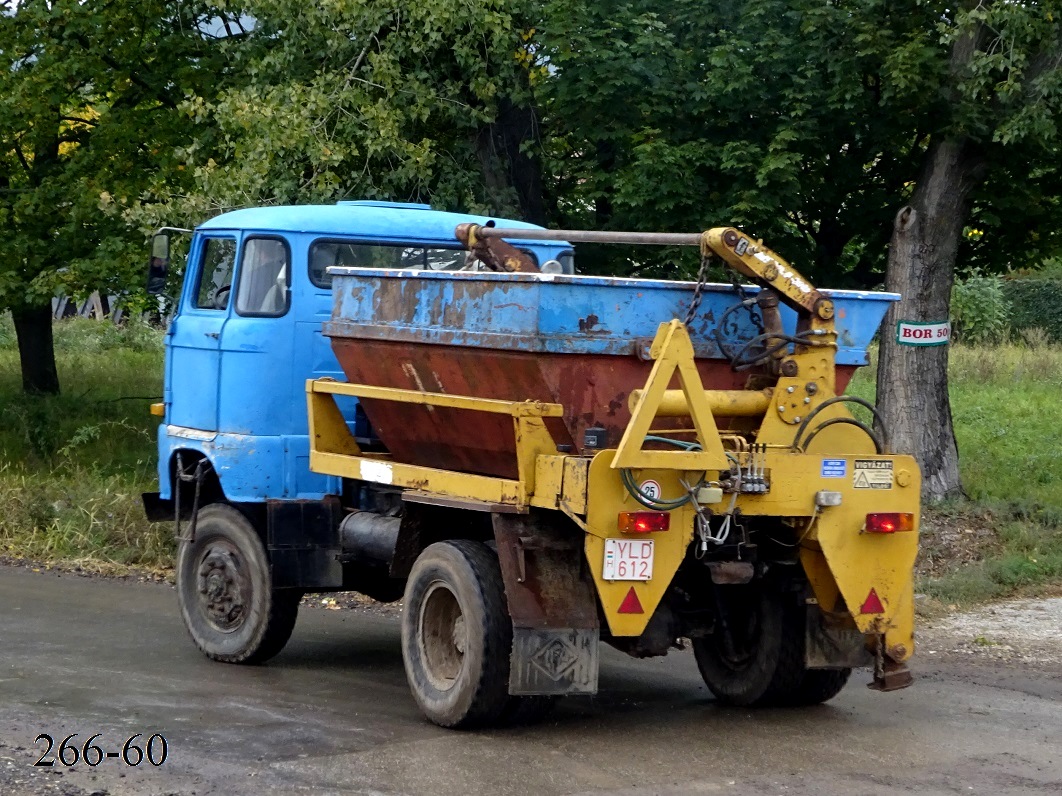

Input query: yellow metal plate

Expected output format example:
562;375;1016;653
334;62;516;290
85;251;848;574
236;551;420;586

585;450;696;636
779;454;921;650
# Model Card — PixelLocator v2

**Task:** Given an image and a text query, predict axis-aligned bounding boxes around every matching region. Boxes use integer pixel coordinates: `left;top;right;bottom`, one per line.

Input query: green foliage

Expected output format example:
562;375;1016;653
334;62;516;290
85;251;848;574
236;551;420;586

137;0;539;230
1003;277;1062;343
531;0;1062;282
533;0;937;279
0;318;170;571
0;1;243;313
950;271;1010;343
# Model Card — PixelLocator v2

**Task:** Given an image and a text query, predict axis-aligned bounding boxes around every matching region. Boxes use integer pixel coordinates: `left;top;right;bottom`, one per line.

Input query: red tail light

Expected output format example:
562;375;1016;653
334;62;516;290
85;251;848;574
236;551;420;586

618;511;670;533
864;513;915;533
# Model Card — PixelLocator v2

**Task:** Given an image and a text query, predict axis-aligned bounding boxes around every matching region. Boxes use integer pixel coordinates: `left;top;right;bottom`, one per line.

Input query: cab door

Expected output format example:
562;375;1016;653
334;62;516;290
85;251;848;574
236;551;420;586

216;235;294;437
166;234;237;432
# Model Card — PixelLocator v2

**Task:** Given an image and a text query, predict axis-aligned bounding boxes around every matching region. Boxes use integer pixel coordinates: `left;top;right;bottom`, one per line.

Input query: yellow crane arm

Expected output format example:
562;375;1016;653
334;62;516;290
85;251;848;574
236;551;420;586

700;227;834;322
456;223;834;323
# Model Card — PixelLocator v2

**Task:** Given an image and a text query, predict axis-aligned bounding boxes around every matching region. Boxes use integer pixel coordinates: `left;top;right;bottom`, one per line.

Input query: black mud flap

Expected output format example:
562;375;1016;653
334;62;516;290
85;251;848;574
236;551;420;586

267;498;343;589
805;603;874;669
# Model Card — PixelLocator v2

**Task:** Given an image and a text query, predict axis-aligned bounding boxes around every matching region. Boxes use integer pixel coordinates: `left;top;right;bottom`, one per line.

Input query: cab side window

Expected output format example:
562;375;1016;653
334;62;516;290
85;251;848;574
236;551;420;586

236;237;290;317
193;238;237;310
308;240;501;288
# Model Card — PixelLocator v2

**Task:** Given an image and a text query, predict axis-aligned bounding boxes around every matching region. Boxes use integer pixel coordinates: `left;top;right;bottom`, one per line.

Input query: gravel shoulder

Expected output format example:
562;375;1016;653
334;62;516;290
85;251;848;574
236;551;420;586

919;596;1062;673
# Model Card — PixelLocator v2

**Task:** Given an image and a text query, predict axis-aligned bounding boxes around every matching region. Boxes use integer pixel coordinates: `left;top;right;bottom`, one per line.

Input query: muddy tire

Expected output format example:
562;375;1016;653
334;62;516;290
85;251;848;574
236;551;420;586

781;668;852;706
177;504;300;664
694;585;852;707
693;586;805;707
401;540;513;728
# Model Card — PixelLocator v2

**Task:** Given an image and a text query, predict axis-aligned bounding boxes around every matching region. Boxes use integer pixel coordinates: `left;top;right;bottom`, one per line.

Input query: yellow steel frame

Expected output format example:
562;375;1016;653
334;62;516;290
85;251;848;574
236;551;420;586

307;379;562;509
307;313;920;657
612;320;729;472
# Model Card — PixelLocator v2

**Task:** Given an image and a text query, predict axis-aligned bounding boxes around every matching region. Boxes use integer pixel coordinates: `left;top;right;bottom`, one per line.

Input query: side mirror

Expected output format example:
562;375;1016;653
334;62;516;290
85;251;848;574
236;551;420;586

147;232;170;294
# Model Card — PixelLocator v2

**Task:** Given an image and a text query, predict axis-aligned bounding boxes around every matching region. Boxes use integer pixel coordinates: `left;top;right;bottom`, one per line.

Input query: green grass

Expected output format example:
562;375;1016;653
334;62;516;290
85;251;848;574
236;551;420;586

933;523;1062;602
0;315;172;573
949;337;1062;509
849;336;1062;605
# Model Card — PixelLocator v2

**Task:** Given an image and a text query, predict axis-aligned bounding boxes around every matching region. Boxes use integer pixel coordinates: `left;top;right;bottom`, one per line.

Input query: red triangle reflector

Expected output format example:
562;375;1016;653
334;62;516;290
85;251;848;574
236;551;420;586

618;587;644;614
861;588;885;615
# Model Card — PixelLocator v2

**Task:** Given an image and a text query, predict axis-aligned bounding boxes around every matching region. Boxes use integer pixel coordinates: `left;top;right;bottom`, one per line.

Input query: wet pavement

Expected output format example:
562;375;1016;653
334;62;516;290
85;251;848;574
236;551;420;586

2;565;1061;795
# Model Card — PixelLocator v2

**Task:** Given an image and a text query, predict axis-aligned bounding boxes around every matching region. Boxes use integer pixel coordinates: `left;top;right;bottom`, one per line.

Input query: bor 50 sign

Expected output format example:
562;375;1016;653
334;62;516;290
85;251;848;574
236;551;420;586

896;320;951;346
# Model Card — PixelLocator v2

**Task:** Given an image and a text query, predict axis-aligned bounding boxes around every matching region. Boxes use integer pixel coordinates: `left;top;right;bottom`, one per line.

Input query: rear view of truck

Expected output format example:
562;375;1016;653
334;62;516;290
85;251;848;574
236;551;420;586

148;207;919;728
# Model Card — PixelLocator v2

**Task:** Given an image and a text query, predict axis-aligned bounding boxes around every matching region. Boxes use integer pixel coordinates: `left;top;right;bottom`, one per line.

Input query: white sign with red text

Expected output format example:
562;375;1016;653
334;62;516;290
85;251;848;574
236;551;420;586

896;320;950;346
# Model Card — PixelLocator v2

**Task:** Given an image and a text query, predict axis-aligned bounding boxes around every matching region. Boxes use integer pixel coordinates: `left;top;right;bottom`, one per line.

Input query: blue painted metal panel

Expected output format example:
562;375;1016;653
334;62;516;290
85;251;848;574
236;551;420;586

158;204;565;503
157;427;289;501
165;233;233;431
326;269;897;367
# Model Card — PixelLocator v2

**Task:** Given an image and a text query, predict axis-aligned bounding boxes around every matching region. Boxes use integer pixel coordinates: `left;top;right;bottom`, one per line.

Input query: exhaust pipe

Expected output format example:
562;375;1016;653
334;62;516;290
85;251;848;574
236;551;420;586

339;511;401;567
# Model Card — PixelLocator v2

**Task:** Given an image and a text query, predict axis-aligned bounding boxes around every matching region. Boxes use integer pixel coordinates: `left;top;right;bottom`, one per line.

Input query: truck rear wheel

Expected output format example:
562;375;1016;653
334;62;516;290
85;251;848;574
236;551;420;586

782;668;851;706
688;581;802;708
177;504;300;664
693;585;848;707
401;540;513;728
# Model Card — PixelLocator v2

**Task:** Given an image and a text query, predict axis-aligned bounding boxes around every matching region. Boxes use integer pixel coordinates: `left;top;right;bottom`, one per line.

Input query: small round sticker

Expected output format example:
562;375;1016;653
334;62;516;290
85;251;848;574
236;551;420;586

639;480;661;499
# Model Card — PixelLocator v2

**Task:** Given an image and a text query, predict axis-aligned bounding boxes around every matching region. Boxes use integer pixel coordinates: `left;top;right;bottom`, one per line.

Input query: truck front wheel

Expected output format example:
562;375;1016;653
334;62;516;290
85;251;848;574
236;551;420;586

401;540;513;728
177;504;300;664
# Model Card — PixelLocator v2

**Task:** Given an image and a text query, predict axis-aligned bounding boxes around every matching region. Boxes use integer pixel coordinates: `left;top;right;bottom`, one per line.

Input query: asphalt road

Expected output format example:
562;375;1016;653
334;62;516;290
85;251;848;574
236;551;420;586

2;566;1061;796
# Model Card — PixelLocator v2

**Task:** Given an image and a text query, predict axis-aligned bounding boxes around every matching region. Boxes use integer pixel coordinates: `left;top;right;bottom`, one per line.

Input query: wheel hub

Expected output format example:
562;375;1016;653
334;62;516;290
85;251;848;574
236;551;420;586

197;546;247;632
452;615;466;654
418;582;465;691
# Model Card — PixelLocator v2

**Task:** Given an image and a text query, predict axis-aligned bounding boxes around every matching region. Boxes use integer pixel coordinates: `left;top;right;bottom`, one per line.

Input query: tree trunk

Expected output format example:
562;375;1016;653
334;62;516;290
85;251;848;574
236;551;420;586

475;99;547;225
12;302;60;395
876;137;984;501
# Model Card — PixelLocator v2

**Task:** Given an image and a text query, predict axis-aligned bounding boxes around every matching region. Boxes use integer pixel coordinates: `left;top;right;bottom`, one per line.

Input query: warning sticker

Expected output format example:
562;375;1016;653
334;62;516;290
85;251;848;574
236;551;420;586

853;459;893;489
821;459;847;478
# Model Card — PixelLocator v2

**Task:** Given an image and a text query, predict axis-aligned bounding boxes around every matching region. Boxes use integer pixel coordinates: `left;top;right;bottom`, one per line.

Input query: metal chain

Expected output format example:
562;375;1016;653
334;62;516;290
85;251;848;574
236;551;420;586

728;269;765;334
683;254;714;325
874;633;885;683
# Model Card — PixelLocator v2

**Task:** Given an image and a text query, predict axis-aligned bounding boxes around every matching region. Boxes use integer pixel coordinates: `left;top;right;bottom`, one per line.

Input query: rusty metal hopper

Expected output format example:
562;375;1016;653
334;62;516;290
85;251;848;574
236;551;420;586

324;269;895;479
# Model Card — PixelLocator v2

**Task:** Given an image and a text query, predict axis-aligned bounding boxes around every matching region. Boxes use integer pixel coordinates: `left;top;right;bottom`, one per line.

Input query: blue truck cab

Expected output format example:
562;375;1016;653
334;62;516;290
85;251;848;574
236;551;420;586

144;201;570;594
148;201;570;505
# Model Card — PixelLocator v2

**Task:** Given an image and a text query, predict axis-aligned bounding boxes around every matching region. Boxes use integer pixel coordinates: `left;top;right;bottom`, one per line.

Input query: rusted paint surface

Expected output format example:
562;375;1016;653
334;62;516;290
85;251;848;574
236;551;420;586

492;512;598;630
332;337;856;478
455;223;540;273
328;268;893;367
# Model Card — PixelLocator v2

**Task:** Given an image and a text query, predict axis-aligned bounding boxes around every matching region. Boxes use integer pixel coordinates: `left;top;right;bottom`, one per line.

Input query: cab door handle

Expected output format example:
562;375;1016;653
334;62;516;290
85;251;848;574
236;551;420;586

205;332;219;339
